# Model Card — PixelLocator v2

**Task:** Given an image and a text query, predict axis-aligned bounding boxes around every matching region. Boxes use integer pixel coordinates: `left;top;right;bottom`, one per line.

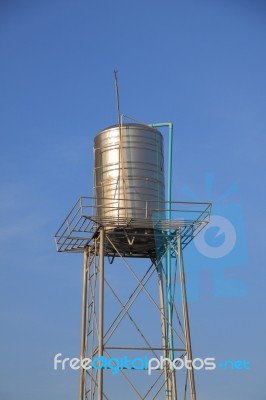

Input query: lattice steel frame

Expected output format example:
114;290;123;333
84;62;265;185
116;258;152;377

55;198;211;400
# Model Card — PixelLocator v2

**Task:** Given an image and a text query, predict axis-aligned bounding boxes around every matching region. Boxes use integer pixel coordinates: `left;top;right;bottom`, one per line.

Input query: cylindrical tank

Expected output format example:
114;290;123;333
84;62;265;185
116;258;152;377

94;123;165;220
94;123;165;256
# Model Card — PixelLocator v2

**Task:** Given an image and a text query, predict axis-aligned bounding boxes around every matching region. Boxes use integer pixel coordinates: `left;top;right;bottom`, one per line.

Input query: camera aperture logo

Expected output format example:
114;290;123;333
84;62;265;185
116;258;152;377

181;173;248;300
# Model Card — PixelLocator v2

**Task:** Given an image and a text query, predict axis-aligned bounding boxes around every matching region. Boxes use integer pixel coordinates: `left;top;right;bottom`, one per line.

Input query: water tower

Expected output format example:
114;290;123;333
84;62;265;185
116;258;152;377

55;115;211;400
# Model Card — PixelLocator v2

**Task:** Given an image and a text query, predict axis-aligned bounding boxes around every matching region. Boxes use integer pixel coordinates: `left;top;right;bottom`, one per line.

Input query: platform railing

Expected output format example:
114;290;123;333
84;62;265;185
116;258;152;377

54;197;211;253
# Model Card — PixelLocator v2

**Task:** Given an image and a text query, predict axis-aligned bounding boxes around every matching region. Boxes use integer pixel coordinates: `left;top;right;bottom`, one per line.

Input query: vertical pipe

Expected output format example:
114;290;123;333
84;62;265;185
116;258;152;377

177;232;196;400
98;228;105;400
151;122;176;400
150;122;173;207
151;123;174;355
167;123;173;213
166;125;176;397
79;249;88;400
166;123;173;361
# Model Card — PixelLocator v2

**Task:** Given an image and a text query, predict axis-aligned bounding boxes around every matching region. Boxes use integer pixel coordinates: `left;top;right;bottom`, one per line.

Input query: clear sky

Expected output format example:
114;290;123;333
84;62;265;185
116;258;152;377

0;0;265;399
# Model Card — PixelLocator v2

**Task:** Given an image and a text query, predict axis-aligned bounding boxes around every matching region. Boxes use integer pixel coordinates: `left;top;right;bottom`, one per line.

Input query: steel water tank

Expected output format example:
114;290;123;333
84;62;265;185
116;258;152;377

94;123;165;225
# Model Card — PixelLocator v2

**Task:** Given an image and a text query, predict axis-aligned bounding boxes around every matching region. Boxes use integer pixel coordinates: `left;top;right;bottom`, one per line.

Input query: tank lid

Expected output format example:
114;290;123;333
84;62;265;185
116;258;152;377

95;123;160;137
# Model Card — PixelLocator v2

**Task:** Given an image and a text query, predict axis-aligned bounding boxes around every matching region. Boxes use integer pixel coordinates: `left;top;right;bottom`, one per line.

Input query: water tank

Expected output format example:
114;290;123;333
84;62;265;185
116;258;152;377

93;123;165;256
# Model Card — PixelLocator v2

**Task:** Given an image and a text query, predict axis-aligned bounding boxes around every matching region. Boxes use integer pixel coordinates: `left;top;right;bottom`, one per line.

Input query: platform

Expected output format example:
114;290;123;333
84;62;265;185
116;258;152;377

54;197;211;257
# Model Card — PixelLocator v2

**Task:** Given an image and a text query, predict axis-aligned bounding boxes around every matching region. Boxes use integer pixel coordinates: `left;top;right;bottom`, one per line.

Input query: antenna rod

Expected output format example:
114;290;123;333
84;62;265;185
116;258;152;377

114;69;121;125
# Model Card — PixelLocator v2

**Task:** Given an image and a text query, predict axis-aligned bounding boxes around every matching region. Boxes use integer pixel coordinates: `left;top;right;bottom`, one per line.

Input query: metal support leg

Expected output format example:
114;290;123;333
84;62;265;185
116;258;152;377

79;249;88;400
157;262;171;400
98;228;105;400
177;233;196;400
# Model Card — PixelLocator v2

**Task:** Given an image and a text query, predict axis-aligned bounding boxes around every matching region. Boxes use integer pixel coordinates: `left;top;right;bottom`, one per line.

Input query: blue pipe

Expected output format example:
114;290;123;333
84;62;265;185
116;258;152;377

151;122;174;360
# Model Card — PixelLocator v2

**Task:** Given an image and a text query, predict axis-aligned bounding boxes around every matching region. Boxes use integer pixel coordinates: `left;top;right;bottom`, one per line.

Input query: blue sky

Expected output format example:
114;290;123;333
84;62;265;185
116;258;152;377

0;0;265;399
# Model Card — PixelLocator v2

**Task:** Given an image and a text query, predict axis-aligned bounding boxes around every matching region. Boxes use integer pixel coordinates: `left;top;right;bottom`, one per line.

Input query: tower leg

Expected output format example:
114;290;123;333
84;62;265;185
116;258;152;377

177;233;196;400
97;228;105;400
79;249;88;400
157;261;171;400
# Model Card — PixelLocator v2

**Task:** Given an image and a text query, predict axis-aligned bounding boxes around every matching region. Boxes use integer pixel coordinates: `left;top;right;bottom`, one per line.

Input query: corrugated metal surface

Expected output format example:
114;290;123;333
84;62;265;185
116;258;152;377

94;123;165;222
